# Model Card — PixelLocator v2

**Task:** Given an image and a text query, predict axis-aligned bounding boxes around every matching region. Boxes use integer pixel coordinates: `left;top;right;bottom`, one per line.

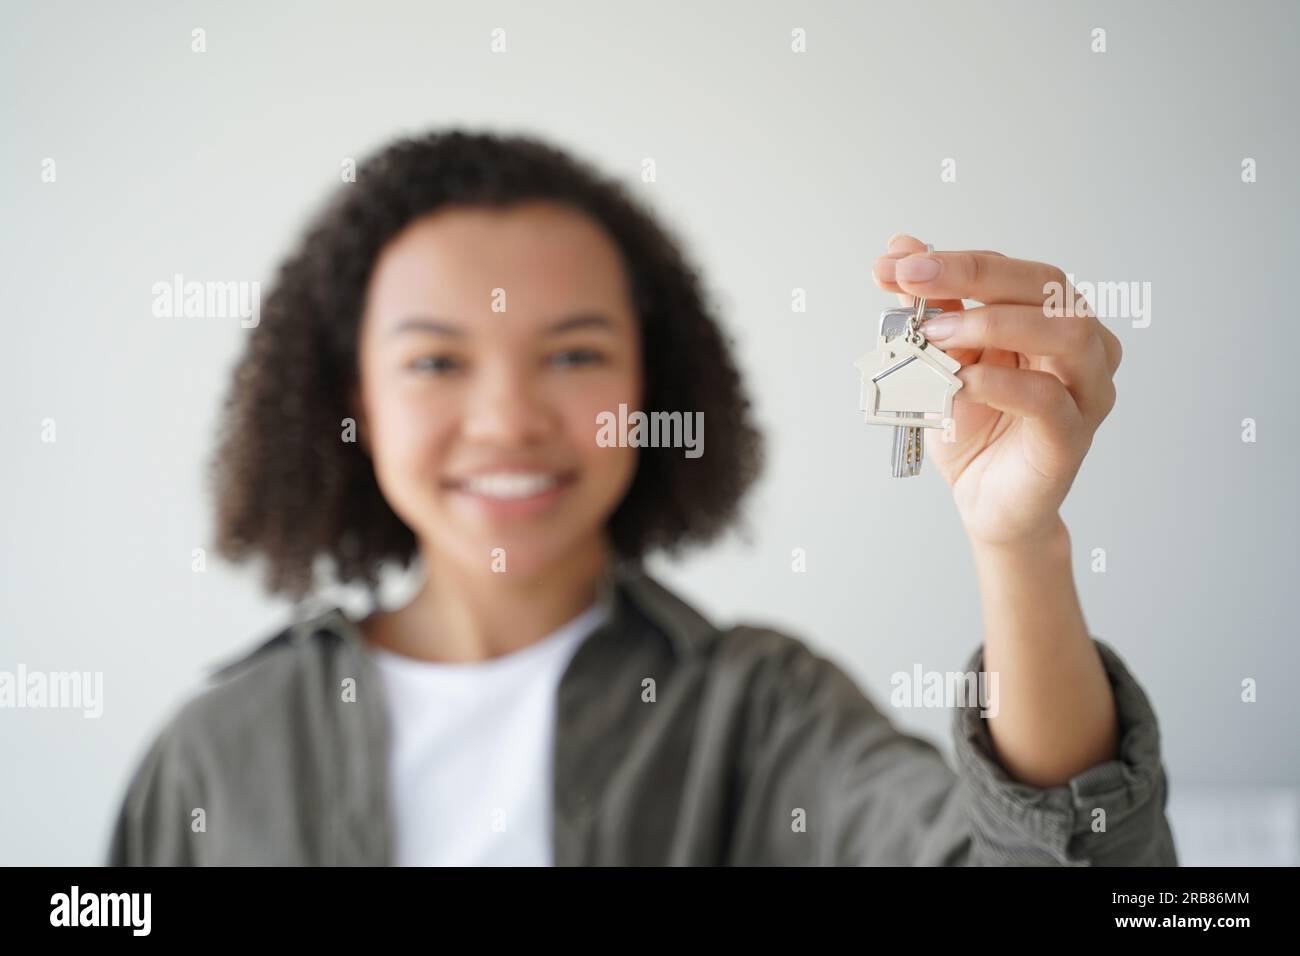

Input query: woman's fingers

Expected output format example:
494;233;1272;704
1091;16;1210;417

956;364;1085;447
877;250;1069;308
1098;322;1123;375
886;233;1006;260
877;235;971;311
878;235;965;311
923;305;1096;358
926;305;1118;423
873;238;1123;423
873;245;1006;312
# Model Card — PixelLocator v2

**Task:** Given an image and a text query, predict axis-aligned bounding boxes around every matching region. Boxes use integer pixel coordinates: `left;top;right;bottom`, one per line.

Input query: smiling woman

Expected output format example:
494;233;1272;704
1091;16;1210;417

108;129;1177;868
207;132;763;613
350;200;654;597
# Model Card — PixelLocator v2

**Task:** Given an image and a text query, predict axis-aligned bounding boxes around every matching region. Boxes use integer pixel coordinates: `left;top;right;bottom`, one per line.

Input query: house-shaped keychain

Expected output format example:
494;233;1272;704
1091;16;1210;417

854;307;963;429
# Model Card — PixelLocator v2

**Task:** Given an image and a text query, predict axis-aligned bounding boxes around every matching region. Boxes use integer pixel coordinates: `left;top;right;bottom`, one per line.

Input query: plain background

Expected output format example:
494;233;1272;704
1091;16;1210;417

2;0;1297;865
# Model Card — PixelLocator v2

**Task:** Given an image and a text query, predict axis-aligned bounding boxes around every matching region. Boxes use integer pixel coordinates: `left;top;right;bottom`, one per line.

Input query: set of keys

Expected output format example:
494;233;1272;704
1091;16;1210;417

854;244;964;478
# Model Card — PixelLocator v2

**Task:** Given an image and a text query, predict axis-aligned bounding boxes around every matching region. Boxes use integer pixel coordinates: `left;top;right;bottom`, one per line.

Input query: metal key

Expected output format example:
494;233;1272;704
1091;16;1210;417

890;292;930;477
854;243;963;479
890;241;935;477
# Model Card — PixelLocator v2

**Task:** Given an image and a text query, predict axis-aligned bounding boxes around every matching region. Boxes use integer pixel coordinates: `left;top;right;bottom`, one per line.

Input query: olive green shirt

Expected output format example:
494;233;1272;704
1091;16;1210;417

107;565;1178;866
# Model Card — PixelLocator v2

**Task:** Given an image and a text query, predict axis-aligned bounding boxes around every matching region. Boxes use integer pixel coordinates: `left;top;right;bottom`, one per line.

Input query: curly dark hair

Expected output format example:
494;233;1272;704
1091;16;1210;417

210;128;765;602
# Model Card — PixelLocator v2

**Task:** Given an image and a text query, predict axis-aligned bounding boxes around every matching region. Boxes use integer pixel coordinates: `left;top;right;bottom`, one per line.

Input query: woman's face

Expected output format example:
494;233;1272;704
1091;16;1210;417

356;200;643;582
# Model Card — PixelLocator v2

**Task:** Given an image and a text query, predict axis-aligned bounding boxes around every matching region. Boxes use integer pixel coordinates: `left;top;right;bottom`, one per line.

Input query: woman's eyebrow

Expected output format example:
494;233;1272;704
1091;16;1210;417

388;312;616;338
388;317;464;338
545;313;615;334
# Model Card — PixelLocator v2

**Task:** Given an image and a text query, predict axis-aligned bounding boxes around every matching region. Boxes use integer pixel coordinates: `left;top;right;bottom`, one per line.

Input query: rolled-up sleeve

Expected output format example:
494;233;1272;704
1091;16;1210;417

734;627;1178;866
947;637;1178;866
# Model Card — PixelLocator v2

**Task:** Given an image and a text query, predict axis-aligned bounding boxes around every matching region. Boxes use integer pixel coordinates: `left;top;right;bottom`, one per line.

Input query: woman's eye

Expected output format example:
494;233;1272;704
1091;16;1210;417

409;355;462;375
550;349;604;368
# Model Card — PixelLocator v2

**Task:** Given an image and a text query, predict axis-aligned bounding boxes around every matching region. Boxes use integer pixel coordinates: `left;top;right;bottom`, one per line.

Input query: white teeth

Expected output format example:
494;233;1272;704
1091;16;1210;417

461;472;559;500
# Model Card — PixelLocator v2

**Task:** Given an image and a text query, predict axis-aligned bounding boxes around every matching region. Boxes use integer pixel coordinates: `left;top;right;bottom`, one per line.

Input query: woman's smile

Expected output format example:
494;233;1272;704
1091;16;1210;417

443;468;580;521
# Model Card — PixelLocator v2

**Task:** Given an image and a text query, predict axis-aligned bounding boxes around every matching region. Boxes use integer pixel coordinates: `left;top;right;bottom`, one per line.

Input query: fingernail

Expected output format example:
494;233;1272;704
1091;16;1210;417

922;313;959;340
897;255;941;282
888;233;919;250
873;256;897;281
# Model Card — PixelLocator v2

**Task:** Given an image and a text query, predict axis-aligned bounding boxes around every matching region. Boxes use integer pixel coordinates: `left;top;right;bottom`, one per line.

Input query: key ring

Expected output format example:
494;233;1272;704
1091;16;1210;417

903;243;934;347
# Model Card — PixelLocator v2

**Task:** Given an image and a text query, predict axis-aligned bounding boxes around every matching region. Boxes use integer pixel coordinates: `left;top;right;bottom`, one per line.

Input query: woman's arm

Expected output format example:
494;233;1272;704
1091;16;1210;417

973;520;1119;787
873;234;1128;789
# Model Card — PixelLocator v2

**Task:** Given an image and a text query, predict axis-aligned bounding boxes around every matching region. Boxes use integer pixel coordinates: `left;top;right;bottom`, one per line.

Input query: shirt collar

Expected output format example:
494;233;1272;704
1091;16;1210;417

606;563;715;661
268;561;716;667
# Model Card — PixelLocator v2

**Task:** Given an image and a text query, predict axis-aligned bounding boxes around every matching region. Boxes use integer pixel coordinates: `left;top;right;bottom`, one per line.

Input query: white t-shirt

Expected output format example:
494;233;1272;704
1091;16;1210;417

369;599;610;866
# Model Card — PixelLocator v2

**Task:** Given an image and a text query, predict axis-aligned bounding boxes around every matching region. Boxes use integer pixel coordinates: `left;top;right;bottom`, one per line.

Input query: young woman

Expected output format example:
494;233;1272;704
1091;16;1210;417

108;131;1176;866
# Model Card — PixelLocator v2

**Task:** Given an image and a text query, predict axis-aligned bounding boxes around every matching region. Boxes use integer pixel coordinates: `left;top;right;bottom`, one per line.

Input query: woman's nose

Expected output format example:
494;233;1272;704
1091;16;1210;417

460;365;556;446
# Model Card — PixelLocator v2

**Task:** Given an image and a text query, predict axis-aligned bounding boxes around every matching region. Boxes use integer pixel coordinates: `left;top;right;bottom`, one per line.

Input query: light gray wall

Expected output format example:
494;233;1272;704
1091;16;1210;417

2;0;1296;865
